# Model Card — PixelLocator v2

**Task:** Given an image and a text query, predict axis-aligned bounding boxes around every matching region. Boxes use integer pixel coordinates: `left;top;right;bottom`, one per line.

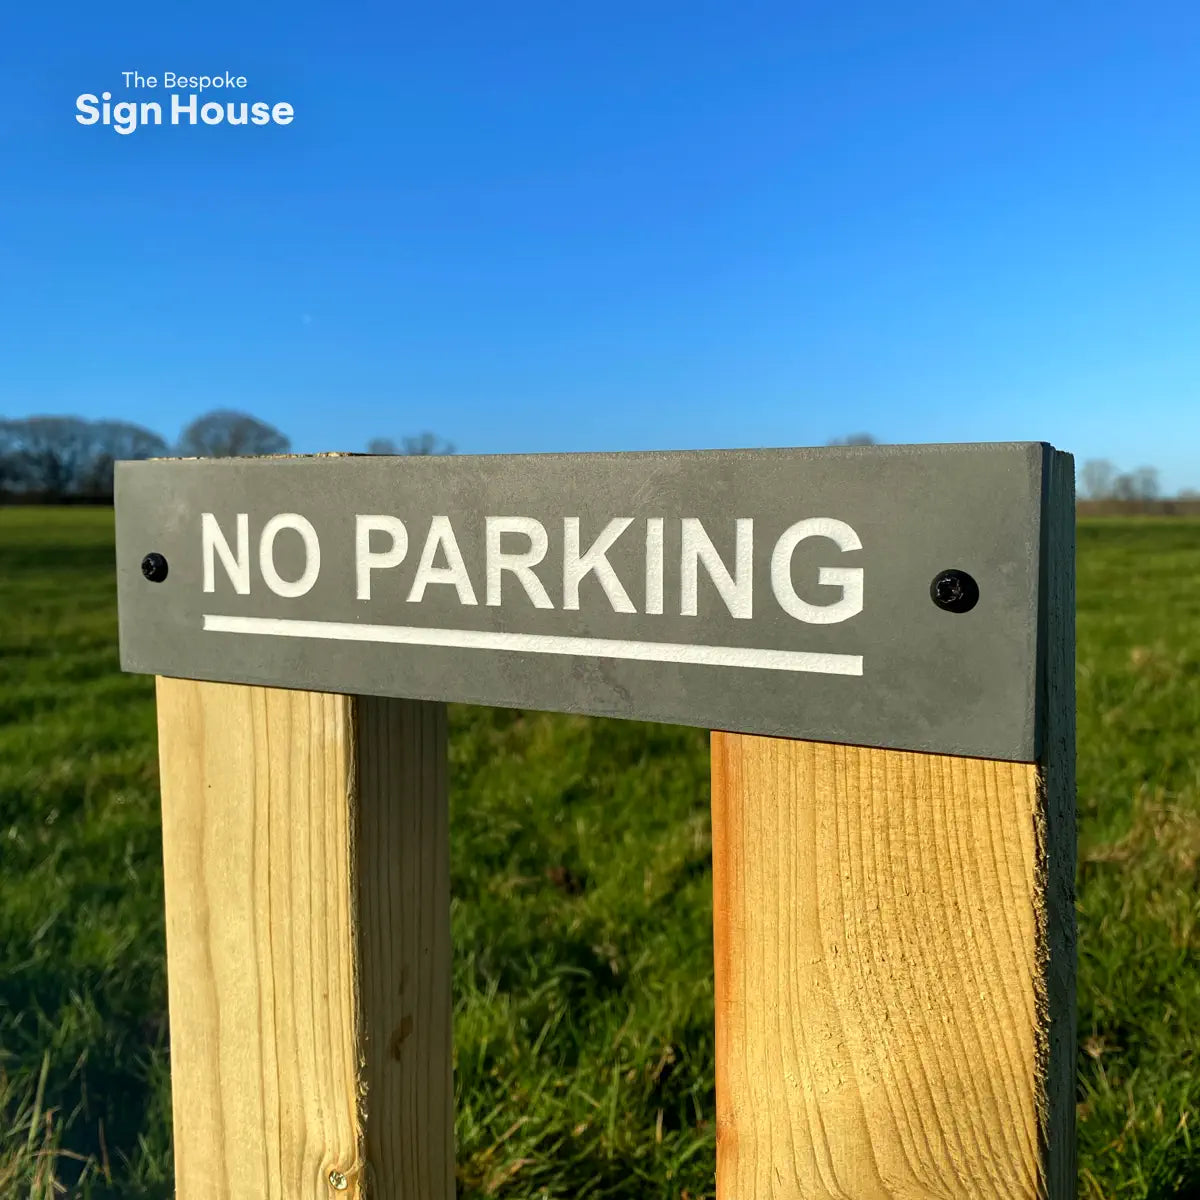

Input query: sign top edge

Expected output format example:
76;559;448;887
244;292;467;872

114;441;1053;470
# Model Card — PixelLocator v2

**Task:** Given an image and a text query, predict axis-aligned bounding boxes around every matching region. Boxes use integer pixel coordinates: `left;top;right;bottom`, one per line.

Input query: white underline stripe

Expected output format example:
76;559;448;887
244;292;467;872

202;614;863;677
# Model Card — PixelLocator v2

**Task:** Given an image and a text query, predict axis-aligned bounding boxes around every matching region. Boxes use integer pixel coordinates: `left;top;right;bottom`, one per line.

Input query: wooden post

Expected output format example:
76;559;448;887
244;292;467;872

155;680;453;1200
709;454;1075;1199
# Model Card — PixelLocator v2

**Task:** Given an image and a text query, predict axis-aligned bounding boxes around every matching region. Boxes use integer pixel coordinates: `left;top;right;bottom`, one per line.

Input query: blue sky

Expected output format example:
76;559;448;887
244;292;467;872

3;1;1199;493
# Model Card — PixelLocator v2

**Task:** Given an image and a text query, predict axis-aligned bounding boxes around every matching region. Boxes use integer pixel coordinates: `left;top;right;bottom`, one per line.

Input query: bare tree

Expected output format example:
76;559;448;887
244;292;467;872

79;420;170;494
0;417;98;494
1132;466;1160;500
366;432;455;456
1111;473;1137;500
177;410;290;458
0;421;27;491
1080;459;1116;500
401;432;455;455
0;416;167;496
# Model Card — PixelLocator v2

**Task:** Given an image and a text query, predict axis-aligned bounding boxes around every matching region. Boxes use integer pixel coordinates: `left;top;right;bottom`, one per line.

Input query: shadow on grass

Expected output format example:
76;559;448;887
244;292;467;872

1145;1158;1200;1200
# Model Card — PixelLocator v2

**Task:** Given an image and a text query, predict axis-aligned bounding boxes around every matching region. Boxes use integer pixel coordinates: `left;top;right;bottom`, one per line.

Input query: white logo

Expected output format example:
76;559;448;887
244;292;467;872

76;73;293;135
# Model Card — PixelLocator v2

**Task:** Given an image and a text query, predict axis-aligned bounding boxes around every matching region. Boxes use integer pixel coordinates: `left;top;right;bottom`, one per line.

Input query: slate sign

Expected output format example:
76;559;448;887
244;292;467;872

114;442;1055;761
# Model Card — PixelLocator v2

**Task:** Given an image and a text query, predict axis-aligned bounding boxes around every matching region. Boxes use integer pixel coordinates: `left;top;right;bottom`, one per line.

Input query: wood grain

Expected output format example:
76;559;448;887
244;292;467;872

710;449;1075;1199
356;694;454;1199
155;680;453;1199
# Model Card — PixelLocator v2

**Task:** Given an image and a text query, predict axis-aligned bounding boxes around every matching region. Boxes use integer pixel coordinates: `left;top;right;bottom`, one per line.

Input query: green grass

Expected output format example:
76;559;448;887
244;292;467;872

1073;520;1200;1199
0;508;1197;1198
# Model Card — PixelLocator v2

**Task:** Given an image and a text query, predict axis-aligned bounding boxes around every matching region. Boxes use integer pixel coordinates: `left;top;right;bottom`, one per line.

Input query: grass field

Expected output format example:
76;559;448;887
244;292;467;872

1;507;1198;1198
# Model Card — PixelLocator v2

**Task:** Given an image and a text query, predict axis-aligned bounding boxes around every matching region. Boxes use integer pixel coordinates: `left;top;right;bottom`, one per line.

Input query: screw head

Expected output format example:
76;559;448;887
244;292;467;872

141;552;169;583
930;568;979;614
328;1169;349;1191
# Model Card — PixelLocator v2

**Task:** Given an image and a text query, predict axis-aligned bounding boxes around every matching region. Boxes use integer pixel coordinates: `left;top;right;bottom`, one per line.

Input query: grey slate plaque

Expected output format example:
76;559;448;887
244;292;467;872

114;442;1055;761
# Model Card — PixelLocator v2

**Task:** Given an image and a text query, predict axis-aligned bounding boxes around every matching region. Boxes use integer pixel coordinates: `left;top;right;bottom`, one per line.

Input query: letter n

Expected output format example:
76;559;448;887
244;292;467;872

202;512;250;593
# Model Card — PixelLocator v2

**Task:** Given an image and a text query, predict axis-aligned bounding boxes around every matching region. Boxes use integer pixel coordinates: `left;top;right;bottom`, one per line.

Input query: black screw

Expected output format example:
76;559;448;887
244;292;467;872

141;552;169;583
930;568;978;613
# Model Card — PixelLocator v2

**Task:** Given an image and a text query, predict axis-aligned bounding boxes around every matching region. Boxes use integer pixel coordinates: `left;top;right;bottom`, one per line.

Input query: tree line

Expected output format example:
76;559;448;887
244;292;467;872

828;443;1192;499
3;417;1189;503
0;411;454;501
1;416;872;500
1078;459;1197;500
